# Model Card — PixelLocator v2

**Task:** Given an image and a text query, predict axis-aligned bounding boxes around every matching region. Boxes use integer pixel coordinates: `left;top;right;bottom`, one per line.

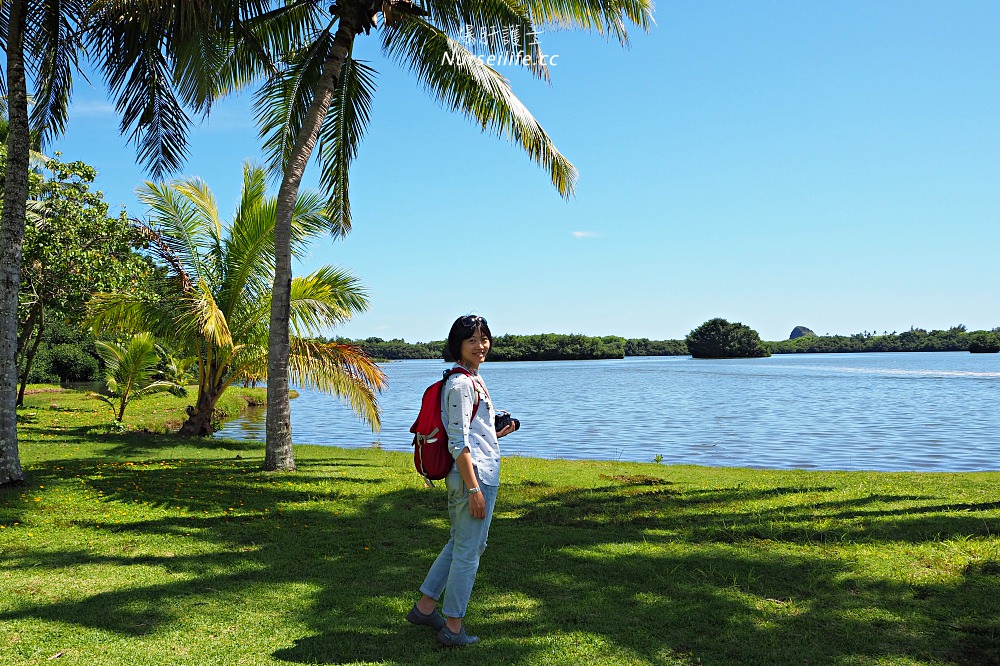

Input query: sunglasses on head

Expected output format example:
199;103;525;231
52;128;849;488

461;315;487;328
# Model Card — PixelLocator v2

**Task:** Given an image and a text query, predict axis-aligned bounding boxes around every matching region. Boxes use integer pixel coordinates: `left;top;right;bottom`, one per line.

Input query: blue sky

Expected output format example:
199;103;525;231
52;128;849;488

54;0;1000;343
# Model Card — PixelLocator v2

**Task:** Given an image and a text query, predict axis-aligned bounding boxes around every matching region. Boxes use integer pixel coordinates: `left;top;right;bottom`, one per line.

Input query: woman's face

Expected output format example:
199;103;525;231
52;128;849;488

460;328;491;369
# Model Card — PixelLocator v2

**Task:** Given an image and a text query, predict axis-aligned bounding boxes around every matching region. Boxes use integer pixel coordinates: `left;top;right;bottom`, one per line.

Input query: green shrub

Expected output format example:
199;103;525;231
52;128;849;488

22;316;103;384
686;318;770;359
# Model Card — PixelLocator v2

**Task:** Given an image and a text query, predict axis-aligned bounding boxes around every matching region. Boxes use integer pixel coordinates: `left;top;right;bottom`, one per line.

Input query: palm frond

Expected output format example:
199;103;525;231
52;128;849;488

86;291;159;336
289;185;335;251
219;0;322;95
235;161;269;219
227;196;276;285
419;0;550;80
288;339;386;431
25;0;87;147
86;1;284;175
0;6;9;96
218;168;334;321
86;290;199;355
173;178;222;242
132;379;187;400
170;14;229;115
523;0;654;45
382;16;577;197
315;55;377;237
253;28;334;176
171;1;283;107
220;337;270;388
93;338;126;376
104;41;191;177
173;177;224;272
94;331;185;419
136;181;211;284
86;2;198;176
175;278;234;350
219;168;278;322
288;266;369;339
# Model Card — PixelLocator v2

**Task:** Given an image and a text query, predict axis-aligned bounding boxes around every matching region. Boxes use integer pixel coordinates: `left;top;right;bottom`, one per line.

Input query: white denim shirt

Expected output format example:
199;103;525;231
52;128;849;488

443;365;500;487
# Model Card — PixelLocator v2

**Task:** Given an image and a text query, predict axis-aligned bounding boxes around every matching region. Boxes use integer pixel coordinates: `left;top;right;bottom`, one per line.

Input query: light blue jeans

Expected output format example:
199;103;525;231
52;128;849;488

419;468;498;619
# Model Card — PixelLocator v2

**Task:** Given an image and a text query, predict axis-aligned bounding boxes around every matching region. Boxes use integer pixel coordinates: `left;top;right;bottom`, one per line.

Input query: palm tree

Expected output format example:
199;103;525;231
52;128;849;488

1;0;86;487
88;0;653;470
2;3;268;483
87;164;386;436
94;332;185;422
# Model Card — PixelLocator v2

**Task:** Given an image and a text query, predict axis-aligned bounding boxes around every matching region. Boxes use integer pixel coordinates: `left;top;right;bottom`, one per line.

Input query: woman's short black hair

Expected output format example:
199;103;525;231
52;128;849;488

446;315;492;363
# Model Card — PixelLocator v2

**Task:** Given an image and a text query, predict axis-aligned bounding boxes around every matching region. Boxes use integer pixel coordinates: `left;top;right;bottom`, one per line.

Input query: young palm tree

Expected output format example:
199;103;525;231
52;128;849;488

87;164;386;437
88;0;653;470
94;332;185;423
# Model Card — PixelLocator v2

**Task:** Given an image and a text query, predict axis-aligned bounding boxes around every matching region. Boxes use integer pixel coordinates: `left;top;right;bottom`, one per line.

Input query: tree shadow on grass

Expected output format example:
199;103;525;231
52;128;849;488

18;427;265;461
101;433;266;456
305;476;989;664
3;457;1000;665
276;478;1000;665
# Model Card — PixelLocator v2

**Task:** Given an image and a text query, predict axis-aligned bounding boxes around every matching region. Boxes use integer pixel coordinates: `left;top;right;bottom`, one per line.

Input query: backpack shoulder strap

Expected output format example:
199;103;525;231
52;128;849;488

443;367;479;424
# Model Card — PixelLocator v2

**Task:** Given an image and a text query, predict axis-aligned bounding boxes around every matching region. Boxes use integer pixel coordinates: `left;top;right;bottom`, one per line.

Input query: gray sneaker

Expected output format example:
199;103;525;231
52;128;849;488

406;604;446;631
438;626;480;647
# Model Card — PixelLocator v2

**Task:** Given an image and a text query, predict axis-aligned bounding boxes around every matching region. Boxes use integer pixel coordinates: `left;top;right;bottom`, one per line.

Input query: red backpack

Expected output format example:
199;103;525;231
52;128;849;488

410;368;479;485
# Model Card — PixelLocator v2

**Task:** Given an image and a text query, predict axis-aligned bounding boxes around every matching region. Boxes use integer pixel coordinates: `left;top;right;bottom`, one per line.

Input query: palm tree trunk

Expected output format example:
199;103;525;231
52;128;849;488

264;13;360;472
0;0;30;487
178;385;223;436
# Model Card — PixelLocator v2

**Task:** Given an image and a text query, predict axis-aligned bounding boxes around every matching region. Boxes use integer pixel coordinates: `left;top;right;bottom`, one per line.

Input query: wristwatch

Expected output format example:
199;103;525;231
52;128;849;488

468;487;481;494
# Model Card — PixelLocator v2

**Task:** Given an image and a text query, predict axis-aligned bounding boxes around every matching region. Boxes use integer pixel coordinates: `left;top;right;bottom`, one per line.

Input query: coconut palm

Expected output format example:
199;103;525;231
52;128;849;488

88;0;653;470
87;164;386;436
94;332;186;422
1;0;87;487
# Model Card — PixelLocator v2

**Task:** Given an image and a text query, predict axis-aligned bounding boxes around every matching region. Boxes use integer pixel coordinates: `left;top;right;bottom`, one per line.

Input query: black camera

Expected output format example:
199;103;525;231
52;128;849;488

494;410;520;433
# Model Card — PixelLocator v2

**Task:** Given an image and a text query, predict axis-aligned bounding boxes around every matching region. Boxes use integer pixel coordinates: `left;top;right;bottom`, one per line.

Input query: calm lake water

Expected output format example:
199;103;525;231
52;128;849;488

214;352;1000;472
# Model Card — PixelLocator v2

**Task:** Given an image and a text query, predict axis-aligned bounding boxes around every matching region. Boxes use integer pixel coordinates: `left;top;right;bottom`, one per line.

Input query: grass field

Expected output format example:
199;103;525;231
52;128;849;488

2;387;999;665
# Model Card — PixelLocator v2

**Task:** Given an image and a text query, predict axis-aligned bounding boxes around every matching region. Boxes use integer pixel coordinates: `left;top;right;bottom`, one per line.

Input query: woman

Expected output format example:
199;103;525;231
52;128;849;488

406;315;516;646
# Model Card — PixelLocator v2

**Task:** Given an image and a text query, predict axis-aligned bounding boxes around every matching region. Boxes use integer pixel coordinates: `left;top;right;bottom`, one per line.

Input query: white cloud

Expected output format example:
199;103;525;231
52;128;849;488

70;100;116;117
572;231;599;238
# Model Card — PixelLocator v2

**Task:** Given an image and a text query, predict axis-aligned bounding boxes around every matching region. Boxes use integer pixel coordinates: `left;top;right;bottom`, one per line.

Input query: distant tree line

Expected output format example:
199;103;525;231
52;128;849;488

624;338;688;356
767;326;1000;354
489;334;627;361
330;324;1000;362
331;334;684;361
325;337;445;361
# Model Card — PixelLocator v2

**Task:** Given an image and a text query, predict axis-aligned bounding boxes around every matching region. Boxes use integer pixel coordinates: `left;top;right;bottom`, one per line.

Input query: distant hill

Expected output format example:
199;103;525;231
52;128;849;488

789;326;816;340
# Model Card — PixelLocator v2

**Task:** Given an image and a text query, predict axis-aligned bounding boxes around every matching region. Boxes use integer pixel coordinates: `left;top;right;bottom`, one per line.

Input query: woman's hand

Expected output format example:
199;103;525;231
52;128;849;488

455;449;487;519
468;490;486;519
496;423;516;439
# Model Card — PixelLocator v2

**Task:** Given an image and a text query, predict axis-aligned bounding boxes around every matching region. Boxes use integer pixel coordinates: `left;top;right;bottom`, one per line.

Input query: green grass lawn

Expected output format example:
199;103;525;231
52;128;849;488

3;387;999;665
